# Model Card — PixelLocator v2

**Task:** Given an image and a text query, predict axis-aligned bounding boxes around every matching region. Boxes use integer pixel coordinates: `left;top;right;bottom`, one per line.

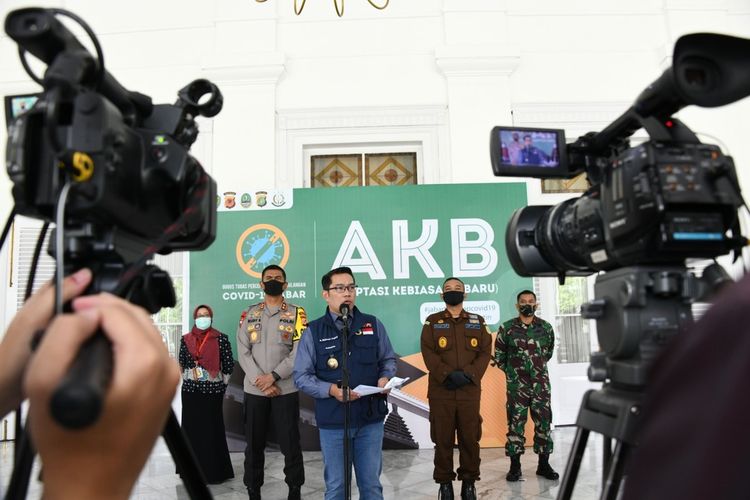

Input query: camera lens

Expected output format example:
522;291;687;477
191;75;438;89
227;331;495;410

505;193;608;278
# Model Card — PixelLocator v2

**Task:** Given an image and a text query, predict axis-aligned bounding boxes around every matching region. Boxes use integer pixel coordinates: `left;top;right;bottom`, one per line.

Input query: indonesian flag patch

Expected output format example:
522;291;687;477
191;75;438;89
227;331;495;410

360;323;374;335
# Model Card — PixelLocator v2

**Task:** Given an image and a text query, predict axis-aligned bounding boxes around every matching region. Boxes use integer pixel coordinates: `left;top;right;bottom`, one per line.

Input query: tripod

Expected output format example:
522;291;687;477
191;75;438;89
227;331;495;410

557;384;643;500
4;226;213;500
556;264;722;500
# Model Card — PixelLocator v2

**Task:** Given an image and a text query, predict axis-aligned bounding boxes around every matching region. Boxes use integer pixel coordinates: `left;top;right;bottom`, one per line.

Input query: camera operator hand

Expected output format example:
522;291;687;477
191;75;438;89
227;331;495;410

0;268;92;418
24;293;180;500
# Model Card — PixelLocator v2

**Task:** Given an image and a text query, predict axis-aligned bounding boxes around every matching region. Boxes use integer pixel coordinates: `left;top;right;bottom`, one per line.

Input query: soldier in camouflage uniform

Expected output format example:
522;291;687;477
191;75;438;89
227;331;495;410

494;289;559;482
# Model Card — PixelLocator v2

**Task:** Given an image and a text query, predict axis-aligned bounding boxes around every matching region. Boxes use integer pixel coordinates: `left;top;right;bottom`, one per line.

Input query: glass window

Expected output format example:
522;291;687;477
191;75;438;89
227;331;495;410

554;277;591;364
311;154;362;187
150;252;184;358
311;152;417;187
364;153;417;186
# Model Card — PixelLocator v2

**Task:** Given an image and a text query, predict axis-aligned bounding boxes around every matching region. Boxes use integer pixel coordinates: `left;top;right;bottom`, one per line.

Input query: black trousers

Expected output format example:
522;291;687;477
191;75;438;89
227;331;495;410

243;391;304;489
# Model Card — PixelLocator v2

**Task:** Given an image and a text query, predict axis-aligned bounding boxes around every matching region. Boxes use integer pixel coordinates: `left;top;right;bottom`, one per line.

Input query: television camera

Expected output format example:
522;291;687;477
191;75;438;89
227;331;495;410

490;33;750;500
3;7;222;499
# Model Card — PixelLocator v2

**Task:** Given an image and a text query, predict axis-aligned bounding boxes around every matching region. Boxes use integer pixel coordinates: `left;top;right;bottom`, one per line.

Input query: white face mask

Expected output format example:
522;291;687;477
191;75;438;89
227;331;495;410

195;316;212;330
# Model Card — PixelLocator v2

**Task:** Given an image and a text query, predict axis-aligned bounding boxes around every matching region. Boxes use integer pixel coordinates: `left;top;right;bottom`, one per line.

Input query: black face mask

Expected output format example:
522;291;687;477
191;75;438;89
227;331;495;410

443;291;464;306
263;280;285;297
519;304;535;317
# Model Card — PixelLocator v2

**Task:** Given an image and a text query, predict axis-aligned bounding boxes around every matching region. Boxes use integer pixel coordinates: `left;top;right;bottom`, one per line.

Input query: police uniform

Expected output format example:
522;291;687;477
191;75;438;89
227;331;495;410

236;300;307;493
420;309;492;483
494;316;555;457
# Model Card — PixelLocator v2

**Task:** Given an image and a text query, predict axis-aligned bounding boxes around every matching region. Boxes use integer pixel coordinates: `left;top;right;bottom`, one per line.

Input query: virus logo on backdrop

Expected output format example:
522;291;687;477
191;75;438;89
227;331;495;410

235;224;290;278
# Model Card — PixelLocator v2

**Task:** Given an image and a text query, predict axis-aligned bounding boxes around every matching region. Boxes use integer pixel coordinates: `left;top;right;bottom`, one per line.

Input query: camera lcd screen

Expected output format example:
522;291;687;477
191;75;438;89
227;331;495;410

490;126;571;178
4;93;40;127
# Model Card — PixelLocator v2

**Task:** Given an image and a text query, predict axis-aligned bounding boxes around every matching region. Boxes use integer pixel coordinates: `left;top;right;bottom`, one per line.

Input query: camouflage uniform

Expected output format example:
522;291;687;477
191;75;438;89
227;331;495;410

494;316;555;456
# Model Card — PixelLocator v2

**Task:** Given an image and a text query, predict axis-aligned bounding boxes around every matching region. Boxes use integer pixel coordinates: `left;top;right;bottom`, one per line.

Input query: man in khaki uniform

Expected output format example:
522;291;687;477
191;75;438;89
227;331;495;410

421;277;492;500
237;265;307;500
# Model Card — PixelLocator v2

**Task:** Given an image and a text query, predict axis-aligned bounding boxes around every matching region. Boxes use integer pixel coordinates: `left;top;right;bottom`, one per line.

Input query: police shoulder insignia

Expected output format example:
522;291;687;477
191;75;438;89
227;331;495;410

485;325;492;334
424;320;431;326
293;306;307;342
438;336;448;348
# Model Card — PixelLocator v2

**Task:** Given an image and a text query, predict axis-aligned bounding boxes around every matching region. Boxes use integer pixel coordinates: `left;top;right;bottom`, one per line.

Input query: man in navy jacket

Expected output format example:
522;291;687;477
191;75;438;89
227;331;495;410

294;266;397;500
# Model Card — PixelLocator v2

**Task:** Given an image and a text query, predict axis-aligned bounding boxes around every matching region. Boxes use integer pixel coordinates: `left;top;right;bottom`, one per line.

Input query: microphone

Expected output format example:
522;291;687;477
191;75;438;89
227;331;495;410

340;304;350;321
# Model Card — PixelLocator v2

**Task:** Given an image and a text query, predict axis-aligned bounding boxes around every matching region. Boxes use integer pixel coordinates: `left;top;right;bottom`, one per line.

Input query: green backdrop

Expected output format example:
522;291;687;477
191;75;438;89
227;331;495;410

189;183;531;357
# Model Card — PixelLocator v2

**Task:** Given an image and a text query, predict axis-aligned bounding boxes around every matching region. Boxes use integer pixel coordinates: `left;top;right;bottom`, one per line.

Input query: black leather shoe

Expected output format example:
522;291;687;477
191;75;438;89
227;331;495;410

288;485;301;500
460;480;476;500
247;488;261;500
438;482;454;500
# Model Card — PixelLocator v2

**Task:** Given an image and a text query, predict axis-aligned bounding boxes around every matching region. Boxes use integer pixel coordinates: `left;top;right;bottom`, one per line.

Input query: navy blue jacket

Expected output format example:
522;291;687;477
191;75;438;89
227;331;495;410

296;307;397;429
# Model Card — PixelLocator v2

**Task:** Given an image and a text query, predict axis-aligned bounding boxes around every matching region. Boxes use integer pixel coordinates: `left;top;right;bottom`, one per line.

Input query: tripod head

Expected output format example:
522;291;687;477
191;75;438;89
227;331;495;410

582;264;731;390
557;264;733;500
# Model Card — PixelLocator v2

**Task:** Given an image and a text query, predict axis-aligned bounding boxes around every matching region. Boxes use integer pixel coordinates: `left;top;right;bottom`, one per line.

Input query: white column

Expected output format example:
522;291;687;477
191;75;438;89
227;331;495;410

435;46;519;184
203;52;285;188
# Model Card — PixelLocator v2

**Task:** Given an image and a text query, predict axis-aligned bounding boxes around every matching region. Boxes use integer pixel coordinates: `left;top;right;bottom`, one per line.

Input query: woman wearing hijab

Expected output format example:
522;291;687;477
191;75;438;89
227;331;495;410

179;304;235;484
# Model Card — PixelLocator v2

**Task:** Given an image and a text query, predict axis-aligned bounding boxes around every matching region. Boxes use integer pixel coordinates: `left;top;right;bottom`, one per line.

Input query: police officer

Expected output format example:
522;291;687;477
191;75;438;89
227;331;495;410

421;277;492;500
237;265;307;500
494;289;559;482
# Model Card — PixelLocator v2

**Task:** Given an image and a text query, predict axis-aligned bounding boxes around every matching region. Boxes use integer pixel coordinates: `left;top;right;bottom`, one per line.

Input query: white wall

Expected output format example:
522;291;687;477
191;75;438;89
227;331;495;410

1;0;749;329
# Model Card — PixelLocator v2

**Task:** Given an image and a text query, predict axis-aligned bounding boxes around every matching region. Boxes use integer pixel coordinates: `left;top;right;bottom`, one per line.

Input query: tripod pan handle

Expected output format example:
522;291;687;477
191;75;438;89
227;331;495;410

50;331;113;428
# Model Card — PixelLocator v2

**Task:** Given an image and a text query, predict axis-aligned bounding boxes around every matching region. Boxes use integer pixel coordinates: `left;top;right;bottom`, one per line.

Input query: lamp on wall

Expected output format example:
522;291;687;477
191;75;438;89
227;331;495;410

256;0;389;17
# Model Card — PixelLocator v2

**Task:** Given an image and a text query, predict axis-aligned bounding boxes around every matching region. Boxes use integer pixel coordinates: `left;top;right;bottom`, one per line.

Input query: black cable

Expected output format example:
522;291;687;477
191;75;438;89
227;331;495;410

0;207;20;468
17;9;106;89
0;207;16;251
114;170;210;296
47;8;106;88
54;181;72;316
5;428;35;500
743;203;750;275
13;221;49;467
25;222;50;302
17;47;44;86
7;193;62;499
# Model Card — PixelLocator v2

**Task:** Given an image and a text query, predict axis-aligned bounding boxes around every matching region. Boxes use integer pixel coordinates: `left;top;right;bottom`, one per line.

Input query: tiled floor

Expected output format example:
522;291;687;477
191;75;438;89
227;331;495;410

1;427;606;499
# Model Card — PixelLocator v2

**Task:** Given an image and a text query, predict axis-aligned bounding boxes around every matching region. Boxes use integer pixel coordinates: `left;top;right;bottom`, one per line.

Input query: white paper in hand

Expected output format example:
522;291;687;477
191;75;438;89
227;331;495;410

352;377;410;396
